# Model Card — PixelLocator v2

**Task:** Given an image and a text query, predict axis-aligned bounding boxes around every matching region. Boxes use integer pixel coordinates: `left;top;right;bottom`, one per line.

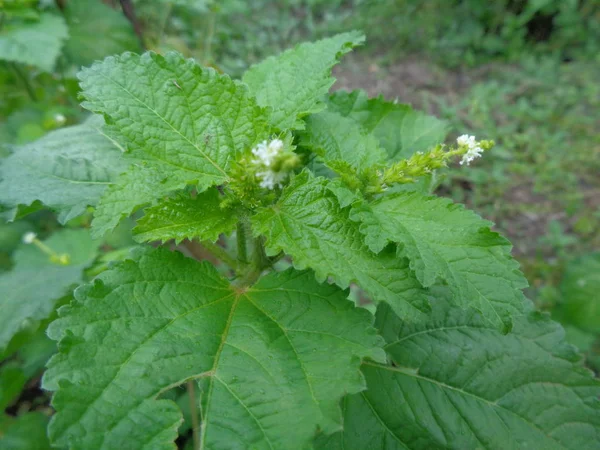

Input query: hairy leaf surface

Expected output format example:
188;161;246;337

317;298;600;449
243;32;364;130
252;171;430;321
329;90;449;160
299;110;387;171
133;189;236;244
352;192;526;331
0;116;129;223
44;248;384;450
0;229;98;350
0;14;68;72
78;51;267;236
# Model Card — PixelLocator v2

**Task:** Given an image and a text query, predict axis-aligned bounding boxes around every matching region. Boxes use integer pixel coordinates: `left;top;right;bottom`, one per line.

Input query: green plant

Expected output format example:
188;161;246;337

1;32;599;449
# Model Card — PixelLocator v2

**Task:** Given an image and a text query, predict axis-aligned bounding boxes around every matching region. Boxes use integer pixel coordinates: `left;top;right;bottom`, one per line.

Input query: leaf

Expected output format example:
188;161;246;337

243;31;365;130
252;171;430;321
0;362;26;410
351;192;526;332
43;248;384;449
0;14;68;72
0;229;98;350
328;90;449;160
299;110;387;171
317;298;600;450
0;116;129;223
63;0;140;67
0;412;51;450
79;51;268;237
557;252;600;333
133;189;237;244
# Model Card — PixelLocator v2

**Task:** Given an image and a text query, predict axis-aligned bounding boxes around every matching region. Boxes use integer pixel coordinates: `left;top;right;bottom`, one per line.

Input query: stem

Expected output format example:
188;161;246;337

200;240;238;271
203;9;216;65
187;380;200;450
11;64;37;102
119;0;145;49
236;221;248;266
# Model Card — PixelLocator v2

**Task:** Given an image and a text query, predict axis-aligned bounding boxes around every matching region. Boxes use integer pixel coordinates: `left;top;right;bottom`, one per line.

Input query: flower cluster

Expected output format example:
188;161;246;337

456;134;484;166
251;139;295;189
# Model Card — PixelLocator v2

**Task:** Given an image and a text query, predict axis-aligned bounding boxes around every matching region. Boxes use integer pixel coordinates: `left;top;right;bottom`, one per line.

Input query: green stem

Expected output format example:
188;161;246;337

200;240;238;271
203;9;216;65
11;63;37;102
187;380;200;450
236;221;248;266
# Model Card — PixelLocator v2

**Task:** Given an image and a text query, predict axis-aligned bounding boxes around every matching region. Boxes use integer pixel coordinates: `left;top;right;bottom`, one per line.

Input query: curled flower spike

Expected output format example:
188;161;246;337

457;134;484;166
22;232;37;244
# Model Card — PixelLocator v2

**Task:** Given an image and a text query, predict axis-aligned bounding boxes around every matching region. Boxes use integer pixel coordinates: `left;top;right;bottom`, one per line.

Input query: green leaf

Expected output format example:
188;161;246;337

133;189;237;244
252;171;430;321
79;51;268;237
299;110;387;171
0;116;129;223
0;14;68;72
0;229;98;350
317;298;600;450
63;0;140;67
243;32;365;131
0;412;51;450
0;362;26;410
43;248;384;449
351;192;526;331
328;90;449;160
557;252;600;333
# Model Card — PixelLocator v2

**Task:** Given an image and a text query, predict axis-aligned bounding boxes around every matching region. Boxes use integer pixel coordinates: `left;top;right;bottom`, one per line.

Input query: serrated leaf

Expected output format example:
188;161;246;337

299;110;387;171
555;252;600;333
0;116;129;223
252;171;430;321
352;193;526;332
79;51;268;237
0;14;68;72
329;90;449;160
0;229;98;350
243;31;365;130
317;298;600;450
133;189;236;244
63;0;140;67
43;248;384;450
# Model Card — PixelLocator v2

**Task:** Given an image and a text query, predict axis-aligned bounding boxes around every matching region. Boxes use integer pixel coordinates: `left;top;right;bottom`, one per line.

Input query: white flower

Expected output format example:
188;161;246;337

457;134;483;166
251;139;289;189
251;139;284;167
54;113;66;125
22;232;37;244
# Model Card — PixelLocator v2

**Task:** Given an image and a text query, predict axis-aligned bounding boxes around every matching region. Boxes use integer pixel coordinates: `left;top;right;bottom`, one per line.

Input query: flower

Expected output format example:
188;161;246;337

54;113;66;125
22;232;37;244
457;134;483;166
251;139;291;190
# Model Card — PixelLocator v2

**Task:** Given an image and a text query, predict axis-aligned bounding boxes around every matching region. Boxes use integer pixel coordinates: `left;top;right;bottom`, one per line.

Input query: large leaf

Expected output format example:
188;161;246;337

78;51;268;237
0;229;98;350
43;248;384;449
252;171;430;321
317;297;600;450
0;14;68;72
299;110;387;171
351;192;527;331
243;31;364;130
0;116;129;223
63;0;140;67
0;412;51;450
328;90;449;160
133;189;236;244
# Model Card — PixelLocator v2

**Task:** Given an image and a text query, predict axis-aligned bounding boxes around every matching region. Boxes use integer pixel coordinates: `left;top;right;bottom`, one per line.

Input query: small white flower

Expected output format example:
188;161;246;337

54;113;66;125
256;170;288;190
22;232;37;244
251;139;284;167
457;134;483;166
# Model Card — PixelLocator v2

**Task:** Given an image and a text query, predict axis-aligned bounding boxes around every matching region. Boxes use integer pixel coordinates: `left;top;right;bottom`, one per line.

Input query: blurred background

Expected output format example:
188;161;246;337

0;0;599;430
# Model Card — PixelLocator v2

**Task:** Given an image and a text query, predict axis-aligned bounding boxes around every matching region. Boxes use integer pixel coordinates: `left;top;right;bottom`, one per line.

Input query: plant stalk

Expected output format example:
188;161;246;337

187;380;200;450
236;220;249;266
200;240;238;271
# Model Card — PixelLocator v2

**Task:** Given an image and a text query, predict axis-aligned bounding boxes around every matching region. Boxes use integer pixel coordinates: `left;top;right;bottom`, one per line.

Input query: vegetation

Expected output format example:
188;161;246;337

0;1;598;449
